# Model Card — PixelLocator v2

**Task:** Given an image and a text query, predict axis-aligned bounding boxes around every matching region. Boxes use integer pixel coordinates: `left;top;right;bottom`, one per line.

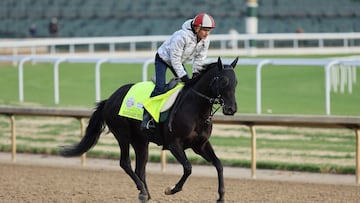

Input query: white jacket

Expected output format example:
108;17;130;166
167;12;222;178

157;19;210;78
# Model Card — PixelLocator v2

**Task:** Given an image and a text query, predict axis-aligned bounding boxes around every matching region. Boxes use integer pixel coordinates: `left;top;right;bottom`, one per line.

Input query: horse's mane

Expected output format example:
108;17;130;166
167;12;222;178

184;62;218;87
199;62;218;75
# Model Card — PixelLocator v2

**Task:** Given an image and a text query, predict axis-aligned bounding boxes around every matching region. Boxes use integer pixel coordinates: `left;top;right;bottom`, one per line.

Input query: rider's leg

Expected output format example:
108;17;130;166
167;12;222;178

140;109;156;131
141;54;167;131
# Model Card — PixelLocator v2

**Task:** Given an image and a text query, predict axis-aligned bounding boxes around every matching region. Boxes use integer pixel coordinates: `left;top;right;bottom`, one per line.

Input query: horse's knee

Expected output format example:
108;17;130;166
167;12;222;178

216;163;223;173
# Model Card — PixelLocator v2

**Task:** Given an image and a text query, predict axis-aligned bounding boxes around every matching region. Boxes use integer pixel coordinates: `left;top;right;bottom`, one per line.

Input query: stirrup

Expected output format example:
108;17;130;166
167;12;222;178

145;118;156;129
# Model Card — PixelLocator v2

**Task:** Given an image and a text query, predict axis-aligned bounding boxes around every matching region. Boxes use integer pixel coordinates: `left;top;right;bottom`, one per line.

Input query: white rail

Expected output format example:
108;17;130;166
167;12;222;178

1;32;360;57
0;56;359;115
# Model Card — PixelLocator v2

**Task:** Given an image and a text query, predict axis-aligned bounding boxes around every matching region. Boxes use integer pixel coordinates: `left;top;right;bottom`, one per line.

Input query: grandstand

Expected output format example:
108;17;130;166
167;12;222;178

0;0;360;38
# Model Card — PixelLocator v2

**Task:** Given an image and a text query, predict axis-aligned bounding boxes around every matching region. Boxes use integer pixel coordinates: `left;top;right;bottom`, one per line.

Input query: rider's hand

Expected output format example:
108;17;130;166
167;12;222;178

192;72;200;78
180;75;190;84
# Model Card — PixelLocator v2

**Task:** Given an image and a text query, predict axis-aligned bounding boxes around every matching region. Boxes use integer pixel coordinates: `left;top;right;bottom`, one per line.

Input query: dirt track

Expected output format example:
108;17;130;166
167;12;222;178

1;154;359;203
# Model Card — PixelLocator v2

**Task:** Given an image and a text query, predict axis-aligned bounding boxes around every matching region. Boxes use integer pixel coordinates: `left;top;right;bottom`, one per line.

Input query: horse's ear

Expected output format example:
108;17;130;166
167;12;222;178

230;57;239;69
217;57;224;71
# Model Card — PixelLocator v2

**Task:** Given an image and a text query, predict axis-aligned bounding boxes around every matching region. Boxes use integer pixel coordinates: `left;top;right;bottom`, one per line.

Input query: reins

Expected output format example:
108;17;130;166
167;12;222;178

190;88;224;105
190;86;224;124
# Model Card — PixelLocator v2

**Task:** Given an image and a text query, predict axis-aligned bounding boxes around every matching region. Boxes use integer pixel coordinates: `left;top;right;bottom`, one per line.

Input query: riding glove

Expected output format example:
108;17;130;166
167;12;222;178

192;72;200;78
180;75;190;83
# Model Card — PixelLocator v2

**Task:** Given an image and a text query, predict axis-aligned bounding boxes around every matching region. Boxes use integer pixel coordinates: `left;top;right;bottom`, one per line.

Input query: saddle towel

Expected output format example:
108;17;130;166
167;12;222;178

118;81;184;122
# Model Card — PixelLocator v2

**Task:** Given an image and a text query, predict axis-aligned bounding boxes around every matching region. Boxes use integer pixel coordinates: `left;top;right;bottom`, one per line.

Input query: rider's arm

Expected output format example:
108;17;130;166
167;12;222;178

169;34;188;79
192;40;209;74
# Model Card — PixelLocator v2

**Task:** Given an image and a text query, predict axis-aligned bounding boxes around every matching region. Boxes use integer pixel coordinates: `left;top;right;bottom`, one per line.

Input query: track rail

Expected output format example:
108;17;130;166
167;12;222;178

0;105;359;184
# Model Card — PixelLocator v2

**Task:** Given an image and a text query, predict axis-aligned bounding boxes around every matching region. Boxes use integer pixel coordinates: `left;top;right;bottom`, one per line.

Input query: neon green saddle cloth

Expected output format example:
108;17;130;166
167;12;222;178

118;81;184;122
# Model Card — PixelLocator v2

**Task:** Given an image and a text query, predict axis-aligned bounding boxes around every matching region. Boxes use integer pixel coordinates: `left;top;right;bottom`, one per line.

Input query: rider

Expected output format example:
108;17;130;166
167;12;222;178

141;13;216;132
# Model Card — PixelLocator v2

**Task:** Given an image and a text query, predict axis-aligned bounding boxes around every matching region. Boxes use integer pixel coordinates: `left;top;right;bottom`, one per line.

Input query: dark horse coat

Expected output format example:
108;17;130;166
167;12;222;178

60;57;238;203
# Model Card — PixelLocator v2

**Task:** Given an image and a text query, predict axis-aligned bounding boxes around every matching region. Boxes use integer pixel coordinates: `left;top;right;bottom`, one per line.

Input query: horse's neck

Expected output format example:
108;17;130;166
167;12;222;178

193;70;216;96
186;72;216;111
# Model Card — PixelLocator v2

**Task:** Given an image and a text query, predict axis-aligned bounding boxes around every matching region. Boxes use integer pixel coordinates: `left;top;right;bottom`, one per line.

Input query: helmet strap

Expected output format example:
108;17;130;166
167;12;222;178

191;21;200;34
194;26;200;33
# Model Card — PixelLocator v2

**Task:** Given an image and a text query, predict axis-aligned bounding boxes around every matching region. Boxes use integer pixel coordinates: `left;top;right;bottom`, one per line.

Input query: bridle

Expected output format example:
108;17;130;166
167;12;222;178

190;66;234;103
190;85;224;105
190;72;231;123
168;61;237;131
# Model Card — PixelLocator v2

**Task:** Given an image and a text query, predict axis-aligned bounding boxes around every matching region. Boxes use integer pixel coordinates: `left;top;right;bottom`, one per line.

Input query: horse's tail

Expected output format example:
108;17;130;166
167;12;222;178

60;100;107;157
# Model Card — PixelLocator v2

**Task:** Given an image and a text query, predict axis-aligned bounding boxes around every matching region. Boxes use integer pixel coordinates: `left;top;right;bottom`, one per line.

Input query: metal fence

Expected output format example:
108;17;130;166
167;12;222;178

1;55;359;115
0;105;359;183
1;32;360;57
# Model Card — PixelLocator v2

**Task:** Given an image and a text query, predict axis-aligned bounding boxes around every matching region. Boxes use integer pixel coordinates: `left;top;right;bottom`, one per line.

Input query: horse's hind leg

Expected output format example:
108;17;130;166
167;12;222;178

118;141;149;202
165;142;192;195
133;141;151;200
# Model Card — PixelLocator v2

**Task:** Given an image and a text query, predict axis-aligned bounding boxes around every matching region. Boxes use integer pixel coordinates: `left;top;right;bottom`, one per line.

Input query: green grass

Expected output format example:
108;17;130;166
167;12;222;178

0;59;359;115
0;62;147;107
209;135;355;152
0;55;359;175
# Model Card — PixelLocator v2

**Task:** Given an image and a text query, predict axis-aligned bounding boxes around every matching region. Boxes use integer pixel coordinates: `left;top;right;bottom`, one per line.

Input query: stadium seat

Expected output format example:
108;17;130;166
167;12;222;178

60;6;78;19
1;0;360;38
78;6;95;18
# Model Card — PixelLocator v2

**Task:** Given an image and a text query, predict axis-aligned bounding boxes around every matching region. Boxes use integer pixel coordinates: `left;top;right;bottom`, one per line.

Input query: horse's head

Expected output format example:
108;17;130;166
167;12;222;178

211;57;238;115
187;57;238;115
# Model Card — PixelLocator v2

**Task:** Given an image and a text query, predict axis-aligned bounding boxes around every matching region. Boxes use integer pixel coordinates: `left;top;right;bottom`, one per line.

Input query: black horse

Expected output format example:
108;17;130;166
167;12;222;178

60;57;238;203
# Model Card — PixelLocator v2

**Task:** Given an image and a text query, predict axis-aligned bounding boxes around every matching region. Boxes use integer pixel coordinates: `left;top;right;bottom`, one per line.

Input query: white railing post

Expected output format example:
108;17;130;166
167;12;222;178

294;39;298;48
89;44;94;53
319;39;324;48
324;60;339;115
50;45;56;54
151;41;157;51
256;59;271;114
12;47;18;66
130;42;136;52
69;44;75;53
142;58;154;82
18;57;32;103
54;58;67;105
30;46;36;57
95;58;108;102
109;43;115;53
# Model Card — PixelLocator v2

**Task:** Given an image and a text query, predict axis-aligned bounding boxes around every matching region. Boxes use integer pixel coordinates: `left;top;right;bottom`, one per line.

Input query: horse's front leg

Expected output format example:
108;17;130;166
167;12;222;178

165;142;192;195
194;141;225;203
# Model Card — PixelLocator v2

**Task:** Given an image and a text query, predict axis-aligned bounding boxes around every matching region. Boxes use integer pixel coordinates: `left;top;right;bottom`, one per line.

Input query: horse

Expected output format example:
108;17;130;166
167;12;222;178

60;57;238;203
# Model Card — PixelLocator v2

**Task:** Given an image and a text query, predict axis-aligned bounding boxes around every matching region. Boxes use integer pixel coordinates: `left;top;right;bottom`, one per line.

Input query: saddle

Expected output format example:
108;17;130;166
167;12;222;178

118;78;183;123
143;78;183;123
153;77;180;93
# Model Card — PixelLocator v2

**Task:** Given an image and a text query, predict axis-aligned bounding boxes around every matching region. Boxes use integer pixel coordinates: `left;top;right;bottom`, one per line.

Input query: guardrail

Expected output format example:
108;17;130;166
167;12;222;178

1;32;360;57
1;55;359;115
0;105;359;184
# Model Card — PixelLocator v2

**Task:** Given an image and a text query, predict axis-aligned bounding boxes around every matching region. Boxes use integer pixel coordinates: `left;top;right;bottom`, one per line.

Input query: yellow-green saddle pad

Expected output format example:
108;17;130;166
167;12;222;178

118;81;184;122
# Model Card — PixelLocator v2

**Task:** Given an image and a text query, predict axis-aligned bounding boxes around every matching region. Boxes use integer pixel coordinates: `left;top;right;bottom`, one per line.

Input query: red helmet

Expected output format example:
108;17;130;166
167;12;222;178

192;13;215;29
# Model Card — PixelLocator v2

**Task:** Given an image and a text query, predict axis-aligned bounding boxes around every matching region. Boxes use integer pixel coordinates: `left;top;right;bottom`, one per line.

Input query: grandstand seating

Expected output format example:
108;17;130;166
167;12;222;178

0;0;359;38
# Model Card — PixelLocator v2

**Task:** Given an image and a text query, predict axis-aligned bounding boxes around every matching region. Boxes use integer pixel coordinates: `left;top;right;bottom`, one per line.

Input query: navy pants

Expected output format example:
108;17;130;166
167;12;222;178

151;53;181;97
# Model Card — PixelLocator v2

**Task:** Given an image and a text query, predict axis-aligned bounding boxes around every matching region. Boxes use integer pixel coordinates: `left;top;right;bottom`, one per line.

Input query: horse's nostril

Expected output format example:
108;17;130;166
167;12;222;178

223;106;236;115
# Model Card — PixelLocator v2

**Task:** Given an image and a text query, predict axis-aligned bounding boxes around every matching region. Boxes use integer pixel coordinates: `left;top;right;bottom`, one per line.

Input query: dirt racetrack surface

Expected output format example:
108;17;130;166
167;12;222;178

1;153;360;203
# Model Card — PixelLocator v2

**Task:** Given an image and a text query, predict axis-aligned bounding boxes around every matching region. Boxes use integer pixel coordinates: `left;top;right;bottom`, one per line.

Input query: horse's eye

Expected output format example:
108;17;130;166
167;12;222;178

219;77;229;88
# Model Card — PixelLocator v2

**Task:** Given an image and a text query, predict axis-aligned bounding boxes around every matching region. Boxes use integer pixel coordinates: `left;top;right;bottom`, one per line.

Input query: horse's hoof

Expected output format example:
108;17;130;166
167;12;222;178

164;187;173;195
138;193;149;203
216;199;224;203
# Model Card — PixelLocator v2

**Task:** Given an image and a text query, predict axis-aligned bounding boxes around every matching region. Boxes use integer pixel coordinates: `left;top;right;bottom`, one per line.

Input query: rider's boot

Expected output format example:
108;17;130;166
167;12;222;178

140;110;156;132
